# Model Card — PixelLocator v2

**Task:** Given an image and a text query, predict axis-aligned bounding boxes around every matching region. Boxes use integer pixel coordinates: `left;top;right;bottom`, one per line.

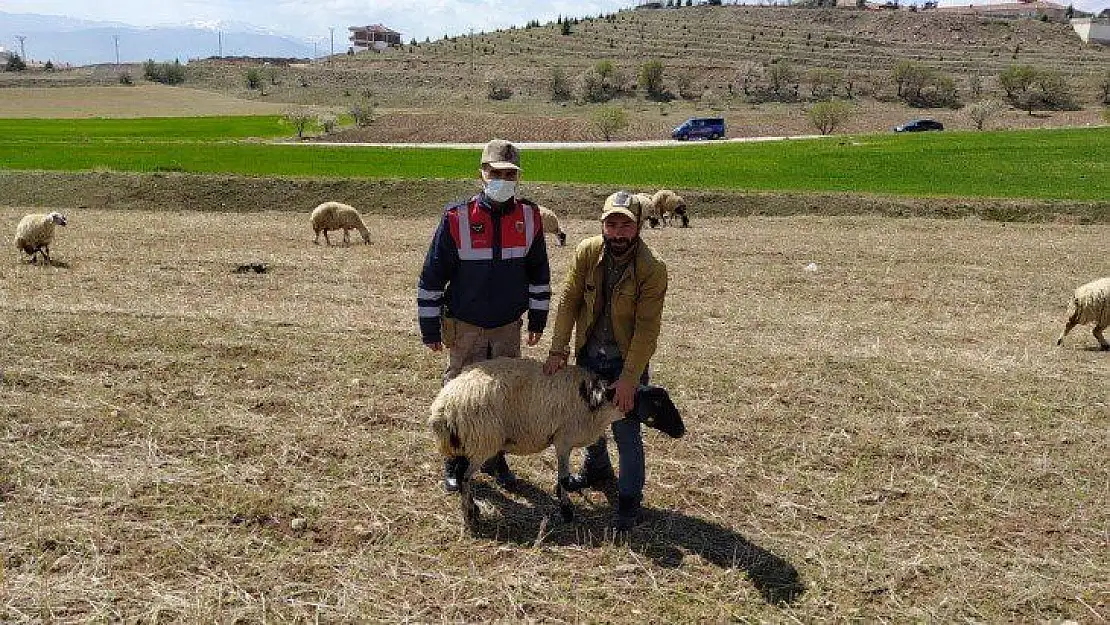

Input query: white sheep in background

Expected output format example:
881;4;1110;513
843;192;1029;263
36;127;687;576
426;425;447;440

538;205;567;247
14;212;67;264
1056;277;1110;350
652;189;689;228
633;193;664;229
310;201;370;246
428;357;684;530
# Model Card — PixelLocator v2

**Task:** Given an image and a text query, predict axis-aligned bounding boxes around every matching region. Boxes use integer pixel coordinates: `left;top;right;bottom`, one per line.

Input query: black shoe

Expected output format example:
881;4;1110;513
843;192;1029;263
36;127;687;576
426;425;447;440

442;459;460;493
441;455;459;495
563;466;616;493
613;495;644;531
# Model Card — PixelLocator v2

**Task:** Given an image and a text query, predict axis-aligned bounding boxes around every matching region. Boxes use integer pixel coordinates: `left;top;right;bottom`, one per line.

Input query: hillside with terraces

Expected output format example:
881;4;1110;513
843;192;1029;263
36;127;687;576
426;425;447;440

186;6;1107;105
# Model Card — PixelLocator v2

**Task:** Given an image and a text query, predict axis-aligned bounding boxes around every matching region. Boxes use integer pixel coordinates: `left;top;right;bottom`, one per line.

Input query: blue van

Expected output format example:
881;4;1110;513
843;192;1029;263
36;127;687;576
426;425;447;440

671;117;726;140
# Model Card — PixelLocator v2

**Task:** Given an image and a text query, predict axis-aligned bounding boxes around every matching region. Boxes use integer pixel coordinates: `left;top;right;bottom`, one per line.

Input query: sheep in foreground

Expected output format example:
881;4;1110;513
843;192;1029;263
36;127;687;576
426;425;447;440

14;212;67;264
310;201;370;246
538;205;566;247
428;357;684;530
1056;277;1110;350
652;189;689;228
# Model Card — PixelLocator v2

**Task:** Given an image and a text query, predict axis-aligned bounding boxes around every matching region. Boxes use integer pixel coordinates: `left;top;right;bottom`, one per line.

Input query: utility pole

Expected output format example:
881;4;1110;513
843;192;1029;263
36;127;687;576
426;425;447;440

218;31;223;57
113;35;120;67
329;27;335;63
16;35;26;61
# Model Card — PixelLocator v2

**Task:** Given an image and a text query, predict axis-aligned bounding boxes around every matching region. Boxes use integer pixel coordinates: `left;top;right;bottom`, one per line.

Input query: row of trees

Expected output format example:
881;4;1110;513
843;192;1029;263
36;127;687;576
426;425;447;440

506;57;1093;117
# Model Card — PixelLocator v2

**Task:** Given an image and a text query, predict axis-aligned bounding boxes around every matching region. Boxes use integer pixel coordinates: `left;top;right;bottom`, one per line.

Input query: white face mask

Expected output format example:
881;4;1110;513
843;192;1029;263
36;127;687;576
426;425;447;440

484;179;517;203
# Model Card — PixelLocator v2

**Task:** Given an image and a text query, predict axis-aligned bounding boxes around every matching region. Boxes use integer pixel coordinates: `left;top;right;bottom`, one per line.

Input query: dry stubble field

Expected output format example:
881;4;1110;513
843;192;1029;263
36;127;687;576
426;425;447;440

1;207;1108;622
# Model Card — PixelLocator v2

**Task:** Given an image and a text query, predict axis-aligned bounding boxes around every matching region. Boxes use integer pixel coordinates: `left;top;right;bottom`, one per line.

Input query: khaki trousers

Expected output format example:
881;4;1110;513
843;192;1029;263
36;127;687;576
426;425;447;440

443;318;523;383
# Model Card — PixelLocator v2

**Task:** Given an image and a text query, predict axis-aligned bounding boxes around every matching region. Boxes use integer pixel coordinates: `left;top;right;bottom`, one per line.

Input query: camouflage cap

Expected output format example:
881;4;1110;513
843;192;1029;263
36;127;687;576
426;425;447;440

480;139;521;171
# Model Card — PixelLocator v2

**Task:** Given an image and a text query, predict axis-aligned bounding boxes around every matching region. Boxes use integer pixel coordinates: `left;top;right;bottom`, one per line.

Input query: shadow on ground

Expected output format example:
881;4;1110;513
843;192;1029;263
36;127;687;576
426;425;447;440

468;480;805;605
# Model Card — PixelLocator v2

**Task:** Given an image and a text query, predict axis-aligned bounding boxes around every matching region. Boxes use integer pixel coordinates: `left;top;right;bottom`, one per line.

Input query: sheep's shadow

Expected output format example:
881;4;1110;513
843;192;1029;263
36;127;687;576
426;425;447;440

21;258;70;269
468;480;804;605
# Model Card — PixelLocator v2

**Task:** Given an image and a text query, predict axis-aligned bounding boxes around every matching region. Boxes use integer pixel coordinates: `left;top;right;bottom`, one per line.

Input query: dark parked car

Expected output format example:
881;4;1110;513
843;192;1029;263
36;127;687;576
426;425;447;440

672;117;726;140
894;119;944;133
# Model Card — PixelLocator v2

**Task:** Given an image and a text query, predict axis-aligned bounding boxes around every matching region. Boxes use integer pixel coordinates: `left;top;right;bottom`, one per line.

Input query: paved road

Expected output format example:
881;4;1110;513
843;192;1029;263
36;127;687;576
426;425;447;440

279;135;826;149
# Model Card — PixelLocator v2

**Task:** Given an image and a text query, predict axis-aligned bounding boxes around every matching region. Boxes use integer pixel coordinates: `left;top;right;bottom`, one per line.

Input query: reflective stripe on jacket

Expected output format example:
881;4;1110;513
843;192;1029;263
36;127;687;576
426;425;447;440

549;235;667;386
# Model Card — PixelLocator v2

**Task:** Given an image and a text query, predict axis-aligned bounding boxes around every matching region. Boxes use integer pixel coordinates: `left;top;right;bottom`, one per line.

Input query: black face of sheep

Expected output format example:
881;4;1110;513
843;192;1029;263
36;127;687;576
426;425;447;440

578;376;610;410
634;385;684;438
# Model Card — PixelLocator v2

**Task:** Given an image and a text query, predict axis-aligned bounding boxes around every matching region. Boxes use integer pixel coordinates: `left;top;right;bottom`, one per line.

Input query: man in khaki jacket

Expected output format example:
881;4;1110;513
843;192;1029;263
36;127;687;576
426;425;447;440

543;191;668;529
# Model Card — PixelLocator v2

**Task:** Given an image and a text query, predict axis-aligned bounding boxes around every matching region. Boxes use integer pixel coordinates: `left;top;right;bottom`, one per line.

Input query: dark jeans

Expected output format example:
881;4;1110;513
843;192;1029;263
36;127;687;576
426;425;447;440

576;350;649;502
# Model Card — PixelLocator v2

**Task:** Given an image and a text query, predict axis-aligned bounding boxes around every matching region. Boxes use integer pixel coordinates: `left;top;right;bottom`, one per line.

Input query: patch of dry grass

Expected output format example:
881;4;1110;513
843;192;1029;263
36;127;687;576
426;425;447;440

0;85;295;119
1;207;1107;621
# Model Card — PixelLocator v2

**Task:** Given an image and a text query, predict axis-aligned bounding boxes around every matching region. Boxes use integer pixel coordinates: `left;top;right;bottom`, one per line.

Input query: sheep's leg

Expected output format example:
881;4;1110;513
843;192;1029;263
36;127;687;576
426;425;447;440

313;230;320;245
455;456;481;531
323;231;332;246
1056;312;1078;346
343;228;351;246
1094;325;1109;350
554;449;575;522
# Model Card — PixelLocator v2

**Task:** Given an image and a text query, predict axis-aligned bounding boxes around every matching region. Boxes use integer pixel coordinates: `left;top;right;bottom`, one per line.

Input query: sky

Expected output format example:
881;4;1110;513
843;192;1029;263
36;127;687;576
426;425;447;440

1;0;1107;44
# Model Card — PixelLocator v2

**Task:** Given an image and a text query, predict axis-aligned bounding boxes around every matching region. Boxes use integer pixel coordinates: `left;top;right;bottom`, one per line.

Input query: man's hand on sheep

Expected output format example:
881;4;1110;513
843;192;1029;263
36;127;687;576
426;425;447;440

612;379;637;413
527;332;542;346
543;353;567;375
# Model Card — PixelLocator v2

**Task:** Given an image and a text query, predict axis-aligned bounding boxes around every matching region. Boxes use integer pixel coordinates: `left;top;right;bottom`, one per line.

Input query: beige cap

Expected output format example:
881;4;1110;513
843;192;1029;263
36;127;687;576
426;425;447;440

600;191;643;223
480;139;521;171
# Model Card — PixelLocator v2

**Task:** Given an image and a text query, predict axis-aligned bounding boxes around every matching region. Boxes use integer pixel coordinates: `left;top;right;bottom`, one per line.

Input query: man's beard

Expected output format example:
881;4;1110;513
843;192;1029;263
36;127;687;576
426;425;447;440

604;235;636;255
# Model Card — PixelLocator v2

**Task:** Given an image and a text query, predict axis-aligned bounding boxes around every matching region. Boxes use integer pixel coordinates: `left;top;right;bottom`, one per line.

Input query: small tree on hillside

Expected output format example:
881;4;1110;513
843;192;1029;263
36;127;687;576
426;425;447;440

638;59;667;100
282;109;315;139
767;59;799;101
965;99;1004;130
5;53;26;71
549;67;572;101
1098;70;1110;105
736;61;763;97
808;67;843;100
246;68;262;90
592;106;628;141
349;100;375;127
998;64;1038;102
675;71;696;100
1102;108;1110;124
807;100;854;135
485;72;513;100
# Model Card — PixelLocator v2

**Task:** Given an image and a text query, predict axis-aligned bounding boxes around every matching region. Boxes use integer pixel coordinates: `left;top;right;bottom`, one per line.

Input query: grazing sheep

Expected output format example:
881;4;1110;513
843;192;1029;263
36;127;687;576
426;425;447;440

634;193;664;229
1056;277;1110;350
14;212;67;264
429;357;684;530
538;205;567;247
310;201;370;246
652;189;689;228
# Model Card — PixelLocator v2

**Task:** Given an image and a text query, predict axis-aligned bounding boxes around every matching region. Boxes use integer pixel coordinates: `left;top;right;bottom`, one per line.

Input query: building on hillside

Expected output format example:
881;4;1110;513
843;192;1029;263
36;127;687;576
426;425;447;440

1070;17;1110;45
934;1;1070;22
349;24;402;51
0;46;11;64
